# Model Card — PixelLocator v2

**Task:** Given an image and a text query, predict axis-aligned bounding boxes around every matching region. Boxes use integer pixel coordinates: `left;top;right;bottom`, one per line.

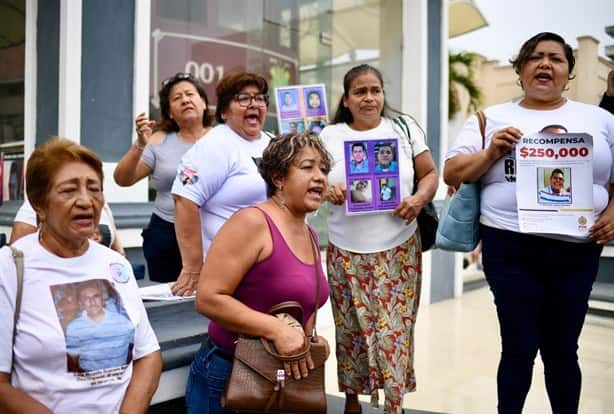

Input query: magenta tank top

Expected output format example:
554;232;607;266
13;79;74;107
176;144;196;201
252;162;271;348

208;207;330;352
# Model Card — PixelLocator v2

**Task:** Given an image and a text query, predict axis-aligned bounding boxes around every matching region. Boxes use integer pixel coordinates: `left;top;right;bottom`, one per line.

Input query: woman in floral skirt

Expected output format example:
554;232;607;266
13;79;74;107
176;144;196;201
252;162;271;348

321;64;438;414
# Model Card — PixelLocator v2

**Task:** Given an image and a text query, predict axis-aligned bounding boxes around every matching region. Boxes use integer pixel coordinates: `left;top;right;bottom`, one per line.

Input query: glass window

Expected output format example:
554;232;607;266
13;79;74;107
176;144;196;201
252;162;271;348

150;0;333;129
0;0;26;202
148;0;401;236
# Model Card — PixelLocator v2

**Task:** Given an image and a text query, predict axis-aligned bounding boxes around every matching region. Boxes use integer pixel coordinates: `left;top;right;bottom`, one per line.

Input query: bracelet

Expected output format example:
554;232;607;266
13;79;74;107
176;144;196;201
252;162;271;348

181;270;201;276
133;141;146;151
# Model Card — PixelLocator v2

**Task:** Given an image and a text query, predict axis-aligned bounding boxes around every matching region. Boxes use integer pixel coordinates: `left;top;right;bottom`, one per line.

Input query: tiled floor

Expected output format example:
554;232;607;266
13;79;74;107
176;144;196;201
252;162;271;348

318;282;614;414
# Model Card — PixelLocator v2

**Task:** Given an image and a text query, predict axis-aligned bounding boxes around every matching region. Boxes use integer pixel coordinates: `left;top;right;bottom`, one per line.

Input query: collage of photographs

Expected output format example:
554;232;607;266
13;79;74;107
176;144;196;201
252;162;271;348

275;84;329;135
344;138;402;214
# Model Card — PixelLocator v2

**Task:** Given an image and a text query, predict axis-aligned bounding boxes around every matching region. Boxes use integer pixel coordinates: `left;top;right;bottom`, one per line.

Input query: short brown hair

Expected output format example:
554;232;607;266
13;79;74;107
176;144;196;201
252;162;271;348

26;137;104;211
215;71;268;124
259;132;332;197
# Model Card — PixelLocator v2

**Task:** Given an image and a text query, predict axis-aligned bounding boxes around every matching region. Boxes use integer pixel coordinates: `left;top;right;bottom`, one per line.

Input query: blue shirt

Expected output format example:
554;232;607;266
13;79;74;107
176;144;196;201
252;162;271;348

66;308;135;372
350;160;369;174
538;186;571;204
375;160;398;173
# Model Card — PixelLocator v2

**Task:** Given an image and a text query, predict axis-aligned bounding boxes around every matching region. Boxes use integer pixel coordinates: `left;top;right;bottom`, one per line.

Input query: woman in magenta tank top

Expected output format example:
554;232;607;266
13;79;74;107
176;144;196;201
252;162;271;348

185;132;332;414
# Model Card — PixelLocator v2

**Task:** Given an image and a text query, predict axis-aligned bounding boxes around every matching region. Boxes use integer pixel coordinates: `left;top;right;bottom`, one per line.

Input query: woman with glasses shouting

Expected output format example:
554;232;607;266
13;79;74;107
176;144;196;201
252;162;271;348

114;72;213;284
170;71;273;297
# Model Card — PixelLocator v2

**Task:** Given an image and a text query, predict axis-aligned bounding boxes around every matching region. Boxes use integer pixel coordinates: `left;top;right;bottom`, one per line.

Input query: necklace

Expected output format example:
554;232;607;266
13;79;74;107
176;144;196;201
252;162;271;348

271;194;286;211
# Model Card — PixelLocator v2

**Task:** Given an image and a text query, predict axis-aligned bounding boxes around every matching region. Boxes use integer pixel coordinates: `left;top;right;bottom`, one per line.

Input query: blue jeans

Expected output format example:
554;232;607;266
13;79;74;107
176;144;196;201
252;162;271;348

480;225;602;414
142;213;182;283
185;340;234;414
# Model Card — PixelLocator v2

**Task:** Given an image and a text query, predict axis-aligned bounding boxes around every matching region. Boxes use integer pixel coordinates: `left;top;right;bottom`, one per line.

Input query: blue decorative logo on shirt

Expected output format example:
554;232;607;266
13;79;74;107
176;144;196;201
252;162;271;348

110;263;130;283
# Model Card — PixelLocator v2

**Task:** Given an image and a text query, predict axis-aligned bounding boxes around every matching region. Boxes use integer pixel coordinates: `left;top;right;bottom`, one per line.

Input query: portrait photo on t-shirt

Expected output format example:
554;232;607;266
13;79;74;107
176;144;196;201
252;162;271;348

50;278;135;373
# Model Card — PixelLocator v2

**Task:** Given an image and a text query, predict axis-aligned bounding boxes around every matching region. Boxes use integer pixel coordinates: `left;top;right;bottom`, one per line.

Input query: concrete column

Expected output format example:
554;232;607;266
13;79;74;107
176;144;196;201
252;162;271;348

379;0;403;110
402;0;427;127
574;36;600;104
58;0;81;142
24;0;37;160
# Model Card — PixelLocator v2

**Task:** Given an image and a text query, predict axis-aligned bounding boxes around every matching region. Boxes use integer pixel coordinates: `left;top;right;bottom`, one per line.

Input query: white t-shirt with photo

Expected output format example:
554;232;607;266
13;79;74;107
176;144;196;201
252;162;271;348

171;124;270;256
0;233;159;414
321;117;429;253
446;99;614;241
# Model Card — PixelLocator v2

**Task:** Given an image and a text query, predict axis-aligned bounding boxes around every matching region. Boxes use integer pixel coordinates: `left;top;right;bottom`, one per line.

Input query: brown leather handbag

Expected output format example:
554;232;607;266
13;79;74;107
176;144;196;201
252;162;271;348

221;231;328;413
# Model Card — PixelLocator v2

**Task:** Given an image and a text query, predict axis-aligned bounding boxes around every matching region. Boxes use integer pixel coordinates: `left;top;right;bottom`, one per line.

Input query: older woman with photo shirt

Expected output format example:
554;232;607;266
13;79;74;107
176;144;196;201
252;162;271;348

0;138;161;414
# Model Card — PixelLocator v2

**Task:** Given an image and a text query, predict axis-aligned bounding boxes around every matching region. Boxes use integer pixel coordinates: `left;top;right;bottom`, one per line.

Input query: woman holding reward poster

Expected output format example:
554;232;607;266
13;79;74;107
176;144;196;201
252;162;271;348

445;32;614;413
321;64;437;414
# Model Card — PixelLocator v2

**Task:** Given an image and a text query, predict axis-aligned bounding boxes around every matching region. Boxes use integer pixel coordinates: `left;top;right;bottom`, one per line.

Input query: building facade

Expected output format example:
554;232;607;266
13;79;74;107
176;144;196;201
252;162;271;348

0;0;474;304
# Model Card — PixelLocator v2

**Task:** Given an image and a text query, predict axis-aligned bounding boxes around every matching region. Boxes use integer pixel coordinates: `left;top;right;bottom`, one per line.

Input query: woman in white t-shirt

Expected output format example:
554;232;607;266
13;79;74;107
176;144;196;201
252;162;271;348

171;71;271;297
0;138;161;414
445;32;614;413
321;64;438;414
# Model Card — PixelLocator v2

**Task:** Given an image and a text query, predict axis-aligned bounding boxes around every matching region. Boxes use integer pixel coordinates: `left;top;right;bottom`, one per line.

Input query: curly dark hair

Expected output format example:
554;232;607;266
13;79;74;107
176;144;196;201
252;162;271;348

510;32;575;80
259;132;332;197
215;71;268;124
158;73;213;132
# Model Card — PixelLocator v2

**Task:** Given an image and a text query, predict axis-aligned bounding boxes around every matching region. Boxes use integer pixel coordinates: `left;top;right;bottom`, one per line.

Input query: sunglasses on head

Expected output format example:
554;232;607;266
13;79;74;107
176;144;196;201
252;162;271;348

161;72;196;87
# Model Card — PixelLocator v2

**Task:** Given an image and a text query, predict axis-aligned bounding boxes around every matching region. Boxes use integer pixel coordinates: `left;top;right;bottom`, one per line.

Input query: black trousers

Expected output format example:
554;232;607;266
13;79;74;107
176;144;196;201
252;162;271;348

480;224;602;414
142;213;183;283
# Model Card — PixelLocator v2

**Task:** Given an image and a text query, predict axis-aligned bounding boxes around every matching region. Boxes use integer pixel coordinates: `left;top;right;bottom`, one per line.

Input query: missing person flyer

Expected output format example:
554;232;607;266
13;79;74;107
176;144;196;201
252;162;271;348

345;139;401;214
275;84;328;135
515;132;593;237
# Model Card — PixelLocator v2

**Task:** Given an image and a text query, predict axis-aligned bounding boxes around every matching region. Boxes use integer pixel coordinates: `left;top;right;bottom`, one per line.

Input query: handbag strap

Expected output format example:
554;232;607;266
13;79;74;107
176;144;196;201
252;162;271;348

393;115;421;196
307;227;321;339
476;111;486;149
9;246;24;370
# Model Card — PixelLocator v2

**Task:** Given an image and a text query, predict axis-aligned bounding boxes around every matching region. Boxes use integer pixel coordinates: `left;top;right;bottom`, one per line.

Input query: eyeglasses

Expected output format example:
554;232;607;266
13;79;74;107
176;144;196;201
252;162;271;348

234;93;269;107
551;176;564;181
161;72;196;87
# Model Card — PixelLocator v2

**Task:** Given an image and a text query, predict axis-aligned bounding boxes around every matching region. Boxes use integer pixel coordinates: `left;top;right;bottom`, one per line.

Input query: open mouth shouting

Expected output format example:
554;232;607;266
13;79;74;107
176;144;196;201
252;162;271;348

535;72;553;83
73;213;95;228
245;112;261;126
307;185;324;202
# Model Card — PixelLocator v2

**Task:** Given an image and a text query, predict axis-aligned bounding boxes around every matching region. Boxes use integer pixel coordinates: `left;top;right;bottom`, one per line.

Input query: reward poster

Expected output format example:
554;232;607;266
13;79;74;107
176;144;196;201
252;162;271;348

515;132;593;237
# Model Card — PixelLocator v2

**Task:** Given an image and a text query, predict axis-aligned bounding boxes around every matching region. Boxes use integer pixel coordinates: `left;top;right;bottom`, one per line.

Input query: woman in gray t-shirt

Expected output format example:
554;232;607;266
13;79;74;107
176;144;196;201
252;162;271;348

114;73;212;283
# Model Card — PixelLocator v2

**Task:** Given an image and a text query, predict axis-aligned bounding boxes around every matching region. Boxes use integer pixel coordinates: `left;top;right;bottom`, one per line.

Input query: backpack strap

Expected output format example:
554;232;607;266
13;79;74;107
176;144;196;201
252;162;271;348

476;111;486;150
8;246;24;370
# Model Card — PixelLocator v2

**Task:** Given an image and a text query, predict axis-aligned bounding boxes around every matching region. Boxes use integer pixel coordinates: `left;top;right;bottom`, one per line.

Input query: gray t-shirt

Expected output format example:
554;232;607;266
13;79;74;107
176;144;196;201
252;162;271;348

141;132;194;222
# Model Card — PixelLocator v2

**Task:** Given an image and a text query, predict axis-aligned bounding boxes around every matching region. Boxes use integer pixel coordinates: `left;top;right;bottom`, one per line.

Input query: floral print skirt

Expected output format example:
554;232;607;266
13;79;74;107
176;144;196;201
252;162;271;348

327;234;422;414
